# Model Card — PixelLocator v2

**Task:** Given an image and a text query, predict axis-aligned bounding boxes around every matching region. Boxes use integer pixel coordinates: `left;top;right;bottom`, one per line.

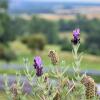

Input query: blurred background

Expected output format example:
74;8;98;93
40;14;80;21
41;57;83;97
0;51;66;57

0;0;100;85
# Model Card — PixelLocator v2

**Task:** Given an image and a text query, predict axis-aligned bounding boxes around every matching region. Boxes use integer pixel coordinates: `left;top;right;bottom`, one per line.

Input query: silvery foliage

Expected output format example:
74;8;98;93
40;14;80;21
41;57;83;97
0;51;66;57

3;44;99;100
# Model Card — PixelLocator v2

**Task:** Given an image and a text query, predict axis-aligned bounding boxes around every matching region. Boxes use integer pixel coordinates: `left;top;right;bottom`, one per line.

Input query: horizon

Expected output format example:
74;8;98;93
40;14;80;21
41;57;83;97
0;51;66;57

10;0;100;3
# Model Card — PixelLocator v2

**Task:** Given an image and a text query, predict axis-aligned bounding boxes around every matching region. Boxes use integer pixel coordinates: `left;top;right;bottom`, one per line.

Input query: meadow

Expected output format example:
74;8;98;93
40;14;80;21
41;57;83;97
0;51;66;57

0;44;100;75
0;44;100;100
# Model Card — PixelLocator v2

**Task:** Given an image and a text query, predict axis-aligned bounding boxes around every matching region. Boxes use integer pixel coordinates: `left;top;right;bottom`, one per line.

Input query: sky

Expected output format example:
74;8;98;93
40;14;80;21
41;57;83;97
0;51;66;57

9;0;100;8
10;0;100;3
35;0;100;2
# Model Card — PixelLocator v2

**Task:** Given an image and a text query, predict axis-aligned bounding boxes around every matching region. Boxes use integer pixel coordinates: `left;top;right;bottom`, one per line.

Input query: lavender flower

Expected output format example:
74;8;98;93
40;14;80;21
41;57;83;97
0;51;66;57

71;28;80;45
33;56;43;77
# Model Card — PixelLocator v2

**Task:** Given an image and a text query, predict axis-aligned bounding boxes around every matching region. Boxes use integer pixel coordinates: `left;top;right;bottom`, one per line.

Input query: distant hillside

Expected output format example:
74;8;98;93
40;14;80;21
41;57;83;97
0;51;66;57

8;1;100;14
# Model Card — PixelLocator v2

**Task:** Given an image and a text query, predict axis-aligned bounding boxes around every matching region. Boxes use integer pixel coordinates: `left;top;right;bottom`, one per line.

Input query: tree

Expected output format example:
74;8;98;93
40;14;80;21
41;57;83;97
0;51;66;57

85;33;100;55
0;0;12;43
44;21;59;44
0;0;8;10
9;17;29;37
30;16;59;44
30;16;42;33
22;34;47;50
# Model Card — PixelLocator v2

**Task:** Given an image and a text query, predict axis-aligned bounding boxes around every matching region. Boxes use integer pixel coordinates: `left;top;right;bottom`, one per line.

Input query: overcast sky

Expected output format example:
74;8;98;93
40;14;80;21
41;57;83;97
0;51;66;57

10;0;100;3
33;0;100;2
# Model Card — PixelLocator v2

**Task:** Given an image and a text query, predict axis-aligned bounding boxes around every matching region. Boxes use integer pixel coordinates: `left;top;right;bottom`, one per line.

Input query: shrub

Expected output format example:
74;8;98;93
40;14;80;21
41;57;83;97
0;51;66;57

3;48;17;62
0;44;16;62
61;38;72;51
22;34;47;50
0;44;5;59
9;41;30;55
85;34;100;55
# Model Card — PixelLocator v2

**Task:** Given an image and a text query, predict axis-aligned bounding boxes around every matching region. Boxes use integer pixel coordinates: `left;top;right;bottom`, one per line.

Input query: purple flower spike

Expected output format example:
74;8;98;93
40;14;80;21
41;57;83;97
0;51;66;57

36;67;43;77
73;28;80;38
71;28;80;45
33;56;43;77
34;56;42;68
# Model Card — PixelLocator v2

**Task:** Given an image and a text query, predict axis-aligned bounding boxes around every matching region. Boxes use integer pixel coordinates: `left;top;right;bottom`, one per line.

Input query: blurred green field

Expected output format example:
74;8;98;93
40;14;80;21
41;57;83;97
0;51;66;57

17;51;100;70
0;44;100;72
12;44;100;70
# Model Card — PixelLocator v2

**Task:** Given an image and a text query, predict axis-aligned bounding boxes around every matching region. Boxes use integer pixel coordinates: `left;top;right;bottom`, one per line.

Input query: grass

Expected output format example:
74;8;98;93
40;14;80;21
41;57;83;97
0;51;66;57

0;44;100;75
1;50;100;70
0;50;100;69
0;69;25;75
0;51;100;82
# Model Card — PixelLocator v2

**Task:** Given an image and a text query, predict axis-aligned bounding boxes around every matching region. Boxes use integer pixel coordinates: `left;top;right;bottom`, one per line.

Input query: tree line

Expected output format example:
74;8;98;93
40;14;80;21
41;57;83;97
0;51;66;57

0;0;100;57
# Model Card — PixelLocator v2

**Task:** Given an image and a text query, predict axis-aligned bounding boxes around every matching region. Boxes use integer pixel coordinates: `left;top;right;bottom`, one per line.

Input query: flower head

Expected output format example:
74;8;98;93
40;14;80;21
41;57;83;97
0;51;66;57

33;56;43;77
36;66;43;77
34;56;42;69
71;28;80;45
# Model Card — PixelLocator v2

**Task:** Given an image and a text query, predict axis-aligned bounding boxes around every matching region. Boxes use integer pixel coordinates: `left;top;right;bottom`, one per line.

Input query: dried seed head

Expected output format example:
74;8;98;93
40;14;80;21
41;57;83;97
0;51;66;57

81;75;97;99
10;81;18;100
48;50;59;65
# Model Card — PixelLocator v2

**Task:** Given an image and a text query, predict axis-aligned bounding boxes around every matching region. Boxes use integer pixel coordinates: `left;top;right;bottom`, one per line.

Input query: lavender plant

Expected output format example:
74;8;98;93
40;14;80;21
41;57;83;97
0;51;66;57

71;29;99;100
4;29;100;100
4;73;26;100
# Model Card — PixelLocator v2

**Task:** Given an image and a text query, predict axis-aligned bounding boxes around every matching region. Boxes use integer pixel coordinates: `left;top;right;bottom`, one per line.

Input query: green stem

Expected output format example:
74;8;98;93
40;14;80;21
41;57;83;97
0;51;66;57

73;43;81;75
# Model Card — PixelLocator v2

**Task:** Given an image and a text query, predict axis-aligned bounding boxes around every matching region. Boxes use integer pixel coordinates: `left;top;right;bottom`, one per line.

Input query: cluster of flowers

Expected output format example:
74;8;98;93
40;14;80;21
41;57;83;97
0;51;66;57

4;29;100;100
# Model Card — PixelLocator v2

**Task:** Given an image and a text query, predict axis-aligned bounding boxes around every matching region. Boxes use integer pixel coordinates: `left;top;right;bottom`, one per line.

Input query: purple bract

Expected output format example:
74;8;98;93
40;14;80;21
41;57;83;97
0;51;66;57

71;28;80;45
33;56;43;77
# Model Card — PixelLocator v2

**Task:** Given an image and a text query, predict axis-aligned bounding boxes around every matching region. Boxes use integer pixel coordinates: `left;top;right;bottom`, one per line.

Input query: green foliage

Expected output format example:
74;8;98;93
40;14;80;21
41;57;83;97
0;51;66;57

3;41;100;100
22;34;47;50
58;15;100;55
4;48;17;62
0;44;5;58
9;18;29;37
45;21;59;44
0;0;14;43
0;15;59;44
85;33;100;55
61;38;71;51
30;16;43;33
0;0;8;9
9;41;30;55
0;8;100;55
0;44;16;62
30;16;59;44
0;13;11;43
4;73;26;100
